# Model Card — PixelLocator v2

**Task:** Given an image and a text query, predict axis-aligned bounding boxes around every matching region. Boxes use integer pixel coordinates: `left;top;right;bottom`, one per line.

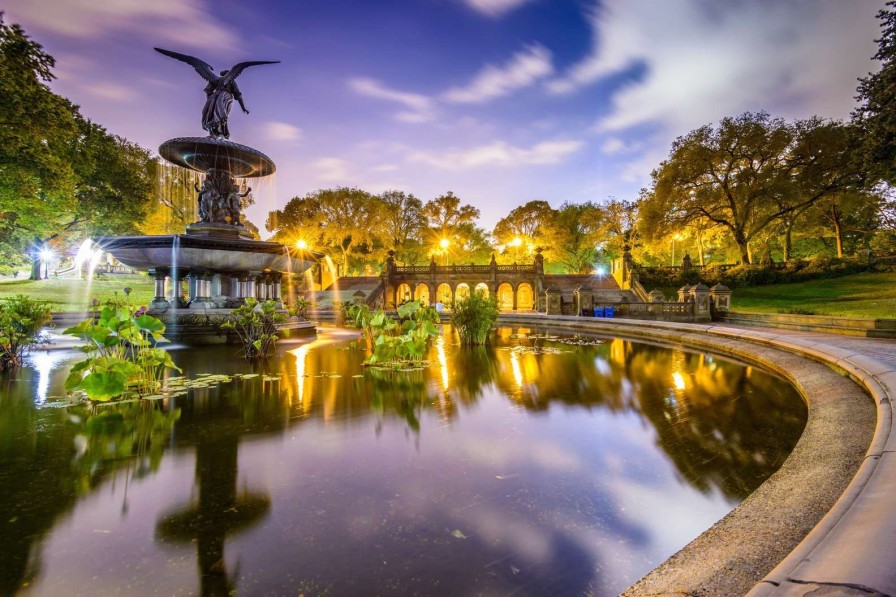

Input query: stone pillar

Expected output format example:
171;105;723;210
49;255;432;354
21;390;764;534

573;286;594;316
169;272;184;307
649;289;665;303
273;274;283;306
710;283;732;317
258;275;268;300
544;287;562;315
689;282;711;322
238;275;249;299
247;276;257;299
677;284;692;303
149;269;170;310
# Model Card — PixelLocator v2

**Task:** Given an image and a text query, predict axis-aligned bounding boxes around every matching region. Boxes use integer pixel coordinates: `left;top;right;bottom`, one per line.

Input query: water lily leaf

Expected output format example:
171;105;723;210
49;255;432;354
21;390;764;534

450;529;468;539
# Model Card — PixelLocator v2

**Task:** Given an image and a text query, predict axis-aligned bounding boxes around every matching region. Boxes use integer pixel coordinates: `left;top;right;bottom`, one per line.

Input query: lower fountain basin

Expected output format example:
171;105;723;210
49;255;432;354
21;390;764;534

97;234;318;274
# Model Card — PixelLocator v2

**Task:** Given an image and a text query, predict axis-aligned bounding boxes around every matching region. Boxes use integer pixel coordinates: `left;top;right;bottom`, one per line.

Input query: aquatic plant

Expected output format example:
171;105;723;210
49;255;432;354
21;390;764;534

346;300;440;369
0;295;52;370
290;297;311;319
64;299;181;401
451;290;499;345
220;298;286;359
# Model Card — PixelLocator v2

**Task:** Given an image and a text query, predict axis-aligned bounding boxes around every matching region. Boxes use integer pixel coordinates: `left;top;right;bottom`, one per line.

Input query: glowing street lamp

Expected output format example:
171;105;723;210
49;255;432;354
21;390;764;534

295;239;308;250
439;238;450;265
511;236;522;263
39;247;53;280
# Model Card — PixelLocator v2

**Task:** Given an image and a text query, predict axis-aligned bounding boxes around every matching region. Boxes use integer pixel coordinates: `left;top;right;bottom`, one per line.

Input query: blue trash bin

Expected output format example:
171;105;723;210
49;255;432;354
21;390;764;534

605;306;614;318
594;306;605;317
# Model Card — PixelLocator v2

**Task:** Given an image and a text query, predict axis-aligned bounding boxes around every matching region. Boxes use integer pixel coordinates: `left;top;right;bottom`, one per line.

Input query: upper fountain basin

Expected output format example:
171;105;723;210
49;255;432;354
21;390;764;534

159;137;276;177
97;234;319;274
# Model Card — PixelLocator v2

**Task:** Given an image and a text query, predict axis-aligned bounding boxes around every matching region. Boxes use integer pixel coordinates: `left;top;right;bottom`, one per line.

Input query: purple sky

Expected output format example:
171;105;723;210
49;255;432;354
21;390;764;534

4;0;887;235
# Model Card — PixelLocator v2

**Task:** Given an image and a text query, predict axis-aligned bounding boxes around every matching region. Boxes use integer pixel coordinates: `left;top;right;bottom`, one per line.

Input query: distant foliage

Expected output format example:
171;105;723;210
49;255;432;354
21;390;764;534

64;299;180;401
451;290;499;345
220;298;286;359
0;295;52;370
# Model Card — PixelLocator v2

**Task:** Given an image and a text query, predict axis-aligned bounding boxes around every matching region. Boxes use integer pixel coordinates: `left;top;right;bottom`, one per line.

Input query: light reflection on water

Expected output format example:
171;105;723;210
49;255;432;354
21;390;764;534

0;326;806;596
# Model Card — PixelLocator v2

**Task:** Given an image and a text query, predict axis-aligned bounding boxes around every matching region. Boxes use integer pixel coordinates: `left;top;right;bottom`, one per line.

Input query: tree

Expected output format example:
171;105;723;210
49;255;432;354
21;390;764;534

540;202;602;273
421;191;481;261
855;1;896;184
379;190;425;263
267;187;381;274
599;198;638;257
493;200;552;262
0;14;78;274
140;161;203;235
811;189;884;257
645;112;861;264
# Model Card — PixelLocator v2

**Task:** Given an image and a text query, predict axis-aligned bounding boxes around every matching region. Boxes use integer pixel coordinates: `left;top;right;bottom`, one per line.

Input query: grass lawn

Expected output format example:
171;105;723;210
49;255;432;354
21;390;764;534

731;272;896;319
0;275;154;312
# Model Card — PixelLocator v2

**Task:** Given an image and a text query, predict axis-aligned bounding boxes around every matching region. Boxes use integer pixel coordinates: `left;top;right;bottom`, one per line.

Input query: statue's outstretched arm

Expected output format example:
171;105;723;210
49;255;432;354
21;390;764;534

239;187;252;197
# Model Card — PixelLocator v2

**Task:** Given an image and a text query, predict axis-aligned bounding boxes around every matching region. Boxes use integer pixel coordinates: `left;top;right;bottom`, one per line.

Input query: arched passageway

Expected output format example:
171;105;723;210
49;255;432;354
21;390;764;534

455;283;470;303
497;283;514;311
414;283;430;305
436;283;452;305
517;283;534;310
474;283;489;297
396;283;412;304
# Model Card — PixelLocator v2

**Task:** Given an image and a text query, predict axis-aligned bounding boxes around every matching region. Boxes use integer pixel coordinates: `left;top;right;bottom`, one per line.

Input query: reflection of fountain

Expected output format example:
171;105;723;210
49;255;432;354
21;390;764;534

156;436;269;596
98;50;320;343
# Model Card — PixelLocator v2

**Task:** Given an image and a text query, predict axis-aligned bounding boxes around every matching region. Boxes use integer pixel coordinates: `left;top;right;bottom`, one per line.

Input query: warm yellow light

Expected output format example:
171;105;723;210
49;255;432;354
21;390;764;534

511;237;523;247
673;371;686;390
439;238;450;249
295;239;308;250
673;233;685;241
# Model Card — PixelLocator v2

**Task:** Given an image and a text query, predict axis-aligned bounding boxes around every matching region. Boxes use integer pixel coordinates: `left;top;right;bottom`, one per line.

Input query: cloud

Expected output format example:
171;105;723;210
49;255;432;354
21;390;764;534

443;45;553;104
264;121;303;142
408;138;584;169
462;0;533;17
313;158;349;182
371;164;399;173
87;82;137;102
5;0;239;49
548;0;881;134
348;77;435;123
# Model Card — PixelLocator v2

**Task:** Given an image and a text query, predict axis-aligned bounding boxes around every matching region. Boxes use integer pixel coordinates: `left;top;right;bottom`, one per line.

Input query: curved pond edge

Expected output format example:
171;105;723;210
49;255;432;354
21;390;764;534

498;314;894;596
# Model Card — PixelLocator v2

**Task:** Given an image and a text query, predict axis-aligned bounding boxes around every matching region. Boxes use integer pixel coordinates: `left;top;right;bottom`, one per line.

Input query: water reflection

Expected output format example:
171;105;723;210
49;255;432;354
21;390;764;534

0;327;806;595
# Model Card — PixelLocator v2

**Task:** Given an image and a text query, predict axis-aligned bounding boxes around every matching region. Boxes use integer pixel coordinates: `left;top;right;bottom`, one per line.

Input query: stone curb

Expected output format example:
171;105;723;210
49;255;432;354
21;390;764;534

497;314;894;596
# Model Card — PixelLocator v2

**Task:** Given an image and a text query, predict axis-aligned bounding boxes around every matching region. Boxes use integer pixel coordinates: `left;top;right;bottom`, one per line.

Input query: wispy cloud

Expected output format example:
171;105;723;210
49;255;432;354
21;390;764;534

408;139;583;170
5;0;239;49
347;77;435;123
443;45;553;104
87;82;137;102
549;0;881;134
313;157;350;182
462;0;533;18
264;121;303;142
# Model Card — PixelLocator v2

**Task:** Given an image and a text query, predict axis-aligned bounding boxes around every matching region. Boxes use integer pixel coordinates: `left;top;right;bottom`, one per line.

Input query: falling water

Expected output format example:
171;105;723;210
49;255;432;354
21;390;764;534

170;236;181;304
304;270;317;310
73;239;93;280
323;256;338;294
282;244;295;308
82;249;103;311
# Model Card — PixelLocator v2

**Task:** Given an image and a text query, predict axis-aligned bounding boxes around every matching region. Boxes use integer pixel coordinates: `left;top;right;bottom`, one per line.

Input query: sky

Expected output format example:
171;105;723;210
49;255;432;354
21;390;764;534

3;0;888;234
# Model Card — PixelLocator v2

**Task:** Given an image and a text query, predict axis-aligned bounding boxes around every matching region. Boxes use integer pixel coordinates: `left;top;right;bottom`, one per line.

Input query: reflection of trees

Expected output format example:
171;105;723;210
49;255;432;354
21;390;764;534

0;370;81;595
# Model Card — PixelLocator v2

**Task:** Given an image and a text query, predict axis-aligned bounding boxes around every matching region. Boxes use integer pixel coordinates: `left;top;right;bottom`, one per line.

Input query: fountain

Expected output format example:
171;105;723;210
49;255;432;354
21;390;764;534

99;47;318;342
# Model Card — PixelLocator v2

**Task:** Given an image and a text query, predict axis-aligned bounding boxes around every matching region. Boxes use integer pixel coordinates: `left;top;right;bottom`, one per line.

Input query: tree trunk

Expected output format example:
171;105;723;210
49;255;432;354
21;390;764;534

696;232;706;266
30;255;41;280
735;231;751;265
783;224;793;262
833;220;844;258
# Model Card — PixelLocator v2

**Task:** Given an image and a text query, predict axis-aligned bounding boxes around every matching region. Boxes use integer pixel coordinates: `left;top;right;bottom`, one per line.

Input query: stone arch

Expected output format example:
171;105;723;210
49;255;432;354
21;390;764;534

517;283;534;310
474;282;489;297
436;283;453;305
455;282;471;303
414;283;430;305
497;282;514;311
396;283;412;305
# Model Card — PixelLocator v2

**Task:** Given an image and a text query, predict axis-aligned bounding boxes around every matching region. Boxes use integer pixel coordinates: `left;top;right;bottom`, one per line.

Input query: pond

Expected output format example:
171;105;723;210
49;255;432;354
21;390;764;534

0;325;807;596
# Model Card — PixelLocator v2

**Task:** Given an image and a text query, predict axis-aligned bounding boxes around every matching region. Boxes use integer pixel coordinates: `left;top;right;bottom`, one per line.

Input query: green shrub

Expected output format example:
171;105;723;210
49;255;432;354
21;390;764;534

290;297;311;319
451;290;499;345
220;298;286;359
0;295;53;370
64;299;180;401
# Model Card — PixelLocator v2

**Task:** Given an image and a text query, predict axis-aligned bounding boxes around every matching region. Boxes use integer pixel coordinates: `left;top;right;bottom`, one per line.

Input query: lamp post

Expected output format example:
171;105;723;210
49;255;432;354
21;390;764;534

671;233;684;266
39;248;53;280
439;238;450;266
511;237;522;263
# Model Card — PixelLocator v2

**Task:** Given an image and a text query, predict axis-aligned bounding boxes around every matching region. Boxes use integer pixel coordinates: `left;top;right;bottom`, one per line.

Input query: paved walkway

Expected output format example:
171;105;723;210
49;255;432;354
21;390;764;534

499;314;896;596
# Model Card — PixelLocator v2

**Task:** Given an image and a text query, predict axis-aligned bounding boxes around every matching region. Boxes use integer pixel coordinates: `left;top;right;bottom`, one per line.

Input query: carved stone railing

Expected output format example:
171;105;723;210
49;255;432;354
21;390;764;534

393;263;536;275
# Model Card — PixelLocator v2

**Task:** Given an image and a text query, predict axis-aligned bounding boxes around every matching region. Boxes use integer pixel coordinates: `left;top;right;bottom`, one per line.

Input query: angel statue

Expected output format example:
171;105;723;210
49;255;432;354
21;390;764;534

155;48;279;139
